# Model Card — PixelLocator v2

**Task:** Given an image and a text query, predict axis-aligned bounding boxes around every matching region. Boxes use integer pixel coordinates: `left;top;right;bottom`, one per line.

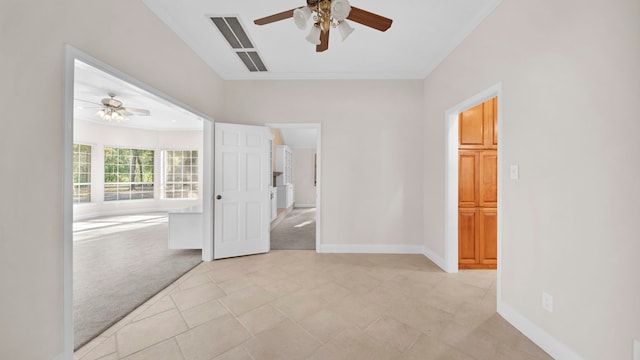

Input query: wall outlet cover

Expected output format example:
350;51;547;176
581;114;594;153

542;292;553;312
510;164;519;180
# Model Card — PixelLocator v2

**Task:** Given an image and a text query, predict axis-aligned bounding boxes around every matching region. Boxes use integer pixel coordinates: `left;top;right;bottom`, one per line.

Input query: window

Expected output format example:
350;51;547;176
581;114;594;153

163;150;198;199
104;147;154;201
73;144;91;203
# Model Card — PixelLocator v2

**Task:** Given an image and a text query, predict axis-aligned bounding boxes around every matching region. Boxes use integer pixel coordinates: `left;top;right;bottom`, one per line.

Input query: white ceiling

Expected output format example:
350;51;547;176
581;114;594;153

74;60;204;131
142;0;502;80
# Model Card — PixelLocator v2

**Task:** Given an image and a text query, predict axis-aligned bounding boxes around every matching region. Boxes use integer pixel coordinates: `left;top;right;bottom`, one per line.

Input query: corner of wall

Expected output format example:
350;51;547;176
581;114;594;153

498;301;583;360
422;246;450;272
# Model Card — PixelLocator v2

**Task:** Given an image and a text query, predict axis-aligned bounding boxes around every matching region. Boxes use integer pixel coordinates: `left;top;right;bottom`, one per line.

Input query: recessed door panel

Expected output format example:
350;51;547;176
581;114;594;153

221;203;238;243
479;150;497;207
458;209;478;264
222;152;239;192
246;153;261;192
459;103;484;148
223;131;240;146
245;202;261;241
458;151;478;207
479;208;497;264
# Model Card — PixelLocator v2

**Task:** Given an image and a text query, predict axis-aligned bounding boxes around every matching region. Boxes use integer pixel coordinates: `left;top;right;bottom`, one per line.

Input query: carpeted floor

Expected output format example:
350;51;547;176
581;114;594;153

270;207;316;250
73;213;202;350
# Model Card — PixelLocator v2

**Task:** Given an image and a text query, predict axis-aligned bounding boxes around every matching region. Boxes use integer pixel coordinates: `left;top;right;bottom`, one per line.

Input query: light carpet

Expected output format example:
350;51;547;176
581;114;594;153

73;213;201;349
270;207;316;250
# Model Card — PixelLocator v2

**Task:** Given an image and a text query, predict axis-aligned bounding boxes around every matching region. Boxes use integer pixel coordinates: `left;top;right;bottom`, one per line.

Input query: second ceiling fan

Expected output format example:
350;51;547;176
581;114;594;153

254;0;392;52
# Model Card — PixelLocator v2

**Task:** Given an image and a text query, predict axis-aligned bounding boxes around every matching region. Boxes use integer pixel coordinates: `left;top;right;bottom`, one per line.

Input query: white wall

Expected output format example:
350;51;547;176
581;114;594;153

422;0;640;358
0;1;223;358
219;80;425;249
73;120;202;220
293;148;316;207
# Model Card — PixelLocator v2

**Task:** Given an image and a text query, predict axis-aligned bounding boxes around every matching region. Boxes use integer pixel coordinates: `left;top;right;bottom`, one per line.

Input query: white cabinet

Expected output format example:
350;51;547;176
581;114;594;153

270;187;277;221
275;145;294;209
275;145;293;186
168;207;202;249
277;184;294;209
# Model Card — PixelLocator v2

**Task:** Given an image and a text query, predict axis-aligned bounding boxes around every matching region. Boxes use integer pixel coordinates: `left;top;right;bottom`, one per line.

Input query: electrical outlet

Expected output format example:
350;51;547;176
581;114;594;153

510;164;519;180
542;292;553;312
634;339;639;360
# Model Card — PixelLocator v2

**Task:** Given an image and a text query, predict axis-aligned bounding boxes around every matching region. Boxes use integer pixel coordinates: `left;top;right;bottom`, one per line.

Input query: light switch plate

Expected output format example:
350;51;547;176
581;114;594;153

510;164;519;180
634;339;639;360
542;292;553;312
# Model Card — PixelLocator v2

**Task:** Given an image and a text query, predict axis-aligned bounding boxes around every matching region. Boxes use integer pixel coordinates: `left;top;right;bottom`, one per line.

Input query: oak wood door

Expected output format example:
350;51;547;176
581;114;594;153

458;97;498;269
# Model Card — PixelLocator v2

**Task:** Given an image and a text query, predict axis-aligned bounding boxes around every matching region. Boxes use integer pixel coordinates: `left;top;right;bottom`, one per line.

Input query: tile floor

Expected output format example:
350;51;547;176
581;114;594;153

74;251;552;360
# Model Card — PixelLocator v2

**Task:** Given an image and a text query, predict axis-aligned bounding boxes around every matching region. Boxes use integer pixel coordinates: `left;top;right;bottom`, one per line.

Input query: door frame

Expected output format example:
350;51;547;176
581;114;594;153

265;123;322;251
62;45;215;357
444;82;503;293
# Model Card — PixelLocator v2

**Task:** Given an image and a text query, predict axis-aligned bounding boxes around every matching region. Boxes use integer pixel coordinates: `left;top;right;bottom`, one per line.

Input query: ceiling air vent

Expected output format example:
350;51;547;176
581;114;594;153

211;16;268;72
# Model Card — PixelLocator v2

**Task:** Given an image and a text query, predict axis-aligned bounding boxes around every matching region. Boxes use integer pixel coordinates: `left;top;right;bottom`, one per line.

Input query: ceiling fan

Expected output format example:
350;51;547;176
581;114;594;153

76;93;151;122
254;0;392;52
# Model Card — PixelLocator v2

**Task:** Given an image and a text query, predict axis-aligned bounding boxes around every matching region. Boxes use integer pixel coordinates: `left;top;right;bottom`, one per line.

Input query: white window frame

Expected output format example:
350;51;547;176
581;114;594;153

73;143;92;204
103;146;155;201
162;149;199;199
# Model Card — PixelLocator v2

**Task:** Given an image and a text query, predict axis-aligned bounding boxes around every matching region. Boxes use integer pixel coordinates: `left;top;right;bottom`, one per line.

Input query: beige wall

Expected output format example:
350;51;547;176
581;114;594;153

270;128;285;172
219;80;425;248
0;1;223;358
422;0;640;358
293;148;317;206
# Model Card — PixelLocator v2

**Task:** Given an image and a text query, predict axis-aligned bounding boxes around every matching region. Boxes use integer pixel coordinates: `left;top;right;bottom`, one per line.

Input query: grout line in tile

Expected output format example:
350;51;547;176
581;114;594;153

172;337;187;360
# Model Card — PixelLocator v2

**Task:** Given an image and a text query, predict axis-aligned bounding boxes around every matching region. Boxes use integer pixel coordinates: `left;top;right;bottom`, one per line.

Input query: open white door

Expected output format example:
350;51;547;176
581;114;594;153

214;123;271;259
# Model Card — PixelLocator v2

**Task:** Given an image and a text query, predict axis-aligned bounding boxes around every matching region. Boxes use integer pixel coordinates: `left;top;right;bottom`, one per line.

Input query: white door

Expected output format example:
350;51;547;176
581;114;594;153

214;123;271;259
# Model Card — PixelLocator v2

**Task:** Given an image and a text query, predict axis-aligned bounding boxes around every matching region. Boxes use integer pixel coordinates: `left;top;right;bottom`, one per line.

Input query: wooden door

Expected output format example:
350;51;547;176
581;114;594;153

458;97;498;269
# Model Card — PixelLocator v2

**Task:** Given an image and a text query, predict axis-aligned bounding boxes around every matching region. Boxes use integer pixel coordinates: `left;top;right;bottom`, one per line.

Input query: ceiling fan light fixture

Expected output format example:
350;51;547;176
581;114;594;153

293;6;311;30
331;0;351;21
338;20;354;41
306;25;322;45
96;109;105;118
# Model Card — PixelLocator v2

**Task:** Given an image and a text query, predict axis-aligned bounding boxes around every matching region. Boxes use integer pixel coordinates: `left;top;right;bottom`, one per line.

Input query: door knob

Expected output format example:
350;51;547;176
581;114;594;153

216;195;222;200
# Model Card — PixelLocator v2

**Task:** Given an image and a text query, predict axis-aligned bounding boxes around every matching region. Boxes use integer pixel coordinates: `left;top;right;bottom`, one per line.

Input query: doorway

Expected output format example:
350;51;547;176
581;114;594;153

444;83;503;296
266;123;321;251
62;46;214;356
458;97;498;269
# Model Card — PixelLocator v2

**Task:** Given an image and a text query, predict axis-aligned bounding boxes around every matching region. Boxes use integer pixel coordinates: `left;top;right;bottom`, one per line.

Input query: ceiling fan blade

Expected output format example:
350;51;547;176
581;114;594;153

254;8;296;25
316;29;329;52
74;98;101;106
122;107;151;116
347;6;393;32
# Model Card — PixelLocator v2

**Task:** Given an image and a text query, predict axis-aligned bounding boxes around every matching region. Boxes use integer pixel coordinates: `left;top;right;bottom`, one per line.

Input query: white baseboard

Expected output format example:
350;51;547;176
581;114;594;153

422;246;449;272
318;244;424;254
294;203;316;208
52;351;68;360
498;301;582;360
